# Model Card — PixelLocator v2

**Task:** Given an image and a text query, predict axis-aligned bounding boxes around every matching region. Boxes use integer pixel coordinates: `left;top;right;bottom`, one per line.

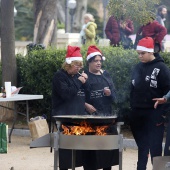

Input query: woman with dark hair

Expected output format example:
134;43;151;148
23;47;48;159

83;45;119;170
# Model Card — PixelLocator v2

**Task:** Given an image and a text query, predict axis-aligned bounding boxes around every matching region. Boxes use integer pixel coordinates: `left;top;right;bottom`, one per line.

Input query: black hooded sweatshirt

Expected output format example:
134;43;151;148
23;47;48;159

52;69;86;116
130;56;170;109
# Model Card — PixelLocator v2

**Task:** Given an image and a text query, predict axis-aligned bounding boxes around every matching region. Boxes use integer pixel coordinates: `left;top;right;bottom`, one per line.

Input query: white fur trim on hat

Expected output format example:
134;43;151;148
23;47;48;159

66;57;83;64
136;46;154;52
86;52;102;61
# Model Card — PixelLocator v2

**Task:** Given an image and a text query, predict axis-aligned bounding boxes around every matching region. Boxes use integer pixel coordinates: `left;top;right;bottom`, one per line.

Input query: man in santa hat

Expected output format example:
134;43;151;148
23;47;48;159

129;37;170;170
51;45;88;170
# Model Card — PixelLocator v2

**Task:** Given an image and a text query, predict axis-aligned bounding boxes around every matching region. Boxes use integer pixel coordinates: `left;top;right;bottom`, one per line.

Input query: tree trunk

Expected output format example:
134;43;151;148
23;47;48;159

33;0;58;47
1;0;16;121
57;0;65;23
1;0;17;86
72;0;87;33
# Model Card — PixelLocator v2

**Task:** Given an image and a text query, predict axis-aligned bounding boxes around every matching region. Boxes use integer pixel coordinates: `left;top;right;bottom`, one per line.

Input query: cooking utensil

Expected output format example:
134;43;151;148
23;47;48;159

53;115;117;124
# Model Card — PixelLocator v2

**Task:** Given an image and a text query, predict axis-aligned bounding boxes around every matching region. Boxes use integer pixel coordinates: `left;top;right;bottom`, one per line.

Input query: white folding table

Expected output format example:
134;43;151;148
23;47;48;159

0;94;43;142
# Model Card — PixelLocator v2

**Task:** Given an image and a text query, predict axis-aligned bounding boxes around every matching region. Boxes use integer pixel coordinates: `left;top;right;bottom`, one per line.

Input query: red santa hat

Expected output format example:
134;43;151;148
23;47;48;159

136;37;154;52
65;45;83;64
86;45;105;61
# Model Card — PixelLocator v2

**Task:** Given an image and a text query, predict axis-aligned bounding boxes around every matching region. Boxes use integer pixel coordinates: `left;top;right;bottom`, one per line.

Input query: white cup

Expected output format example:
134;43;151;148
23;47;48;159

5;82;11;98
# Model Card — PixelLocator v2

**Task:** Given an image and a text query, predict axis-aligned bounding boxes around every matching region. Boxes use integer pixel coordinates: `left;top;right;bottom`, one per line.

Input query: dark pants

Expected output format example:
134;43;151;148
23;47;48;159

83;125;119;170
129;108;164;170
164;119;170;156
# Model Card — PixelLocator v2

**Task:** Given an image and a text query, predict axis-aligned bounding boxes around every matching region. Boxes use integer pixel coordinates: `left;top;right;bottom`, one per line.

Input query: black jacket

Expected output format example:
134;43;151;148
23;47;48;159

52;69;87;168
130;56;170;109
52;69;86;116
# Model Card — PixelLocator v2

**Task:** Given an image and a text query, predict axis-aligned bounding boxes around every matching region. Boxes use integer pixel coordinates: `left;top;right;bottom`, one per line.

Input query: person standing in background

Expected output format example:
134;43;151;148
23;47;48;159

105;15;134;47
153;91;170;156
156;5;167;52
80;13;97;45
134;18;167;55
130;37;170;170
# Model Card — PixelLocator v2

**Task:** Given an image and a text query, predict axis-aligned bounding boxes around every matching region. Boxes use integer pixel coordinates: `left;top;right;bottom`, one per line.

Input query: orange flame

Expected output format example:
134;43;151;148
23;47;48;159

62;121;108;135
95;126;108;135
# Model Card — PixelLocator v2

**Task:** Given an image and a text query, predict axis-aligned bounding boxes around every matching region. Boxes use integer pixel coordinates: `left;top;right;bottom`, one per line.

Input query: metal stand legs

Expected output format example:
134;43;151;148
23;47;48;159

9;102;17;143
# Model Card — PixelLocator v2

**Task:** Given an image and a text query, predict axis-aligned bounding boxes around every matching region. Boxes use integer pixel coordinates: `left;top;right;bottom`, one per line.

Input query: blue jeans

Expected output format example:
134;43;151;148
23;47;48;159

130;108;164;170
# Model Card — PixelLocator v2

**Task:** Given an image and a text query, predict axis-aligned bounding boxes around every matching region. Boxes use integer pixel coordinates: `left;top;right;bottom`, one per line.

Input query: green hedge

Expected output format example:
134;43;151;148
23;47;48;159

16;48;65;118
14;47;170;121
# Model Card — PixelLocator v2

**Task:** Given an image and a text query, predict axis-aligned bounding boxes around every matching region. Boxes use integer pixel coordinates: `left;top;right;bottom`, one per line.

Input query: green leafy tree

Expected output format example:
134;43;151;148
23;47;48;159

107;0;160;25
14;0;34;41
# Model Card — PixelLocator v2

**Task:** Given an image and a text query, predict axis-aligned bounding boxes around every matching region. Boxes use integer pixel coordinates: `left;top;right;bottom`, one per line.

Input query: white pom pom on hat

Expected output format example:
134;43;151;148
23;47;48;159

86;45;105;61
65;45;83;64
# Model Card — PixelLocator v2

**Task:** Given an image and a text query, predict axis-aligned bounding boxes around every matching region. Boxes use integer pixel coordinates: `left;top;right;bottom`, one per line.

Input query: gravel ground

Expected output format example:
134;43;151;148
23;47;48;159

0;135;153;170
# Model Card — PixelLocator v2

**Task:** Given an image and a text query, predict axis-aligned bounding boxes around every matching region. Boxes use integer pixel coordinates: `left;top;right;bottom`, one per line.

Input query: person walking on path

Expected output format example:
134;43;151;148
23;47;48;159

129;37;170;170
80;13;97;45
156;5;167;52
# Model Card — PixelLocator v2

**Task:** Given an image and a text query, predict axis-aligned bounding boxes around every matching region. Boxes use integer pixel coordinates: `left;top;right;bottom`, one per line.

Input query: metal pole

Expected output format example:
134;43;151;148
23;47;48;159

71;15;73;33
9;101;17;143
119;134;123;170
54;122;61;170
65;0;69;33
102;0;109;38
69;9;75;33
103;6;106;38
72;150;76;170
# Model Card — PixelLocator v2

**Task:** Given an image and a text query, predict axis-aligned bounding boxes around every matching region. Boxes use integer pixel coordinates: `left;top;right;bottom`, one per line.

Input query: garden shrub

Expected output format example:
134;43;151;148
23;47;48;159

9;47;170;122
17;47;65;118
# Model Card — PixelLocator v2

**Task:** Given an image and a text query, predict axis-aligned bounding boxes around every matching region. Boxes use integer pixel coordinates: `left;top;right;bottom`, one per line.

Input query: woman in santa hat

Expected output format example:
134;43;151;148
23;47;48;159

51;45;88;170
130;37;170;170
83;45;118;170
